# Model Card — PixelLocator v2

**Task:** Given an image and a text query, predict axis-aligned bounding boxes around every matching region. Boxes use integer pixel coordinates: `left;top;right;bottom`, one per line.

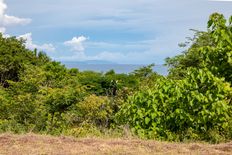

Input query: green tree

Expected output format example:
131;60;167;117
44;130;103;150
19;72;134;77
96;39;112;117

166;13;232;84
0;34;51;87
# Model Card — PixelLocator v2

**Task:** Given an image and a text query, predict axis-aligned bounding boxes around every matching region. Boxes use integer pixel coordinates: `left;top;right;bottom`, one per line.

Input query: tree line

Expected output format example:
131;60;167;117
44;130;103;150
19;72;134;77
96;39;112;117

0;13;231;143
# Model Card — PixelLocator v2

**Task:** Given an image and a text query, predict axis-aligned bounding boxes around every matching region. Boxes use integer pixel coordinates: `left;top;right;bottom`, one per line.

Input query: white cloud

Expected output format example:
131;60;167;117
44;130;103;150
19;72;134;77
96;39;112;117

59;37;181;64
0;1;55;53
0;0;31;27
87;51;162;64
57;50;161;64
0;0;31;38
0;26;5;33
18;33;55;52
0;26;10;37
0;1;54;53
64;36;88;52
57;51;122;62
2;14;31;26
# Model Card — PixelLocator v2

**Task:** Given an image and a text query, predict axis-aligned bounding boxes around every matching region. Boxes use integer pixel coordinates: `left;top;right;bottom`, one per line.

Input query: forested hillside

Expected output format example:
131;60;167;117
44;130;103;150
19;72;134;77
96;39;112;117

0;13;231;143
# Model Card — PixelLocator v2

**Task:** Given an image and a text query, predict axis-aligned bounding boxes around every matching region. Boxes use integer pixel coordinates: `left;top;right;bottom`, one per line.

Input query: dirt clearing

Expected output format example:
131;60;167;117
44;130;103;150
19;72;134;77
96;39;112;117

0;133;232;154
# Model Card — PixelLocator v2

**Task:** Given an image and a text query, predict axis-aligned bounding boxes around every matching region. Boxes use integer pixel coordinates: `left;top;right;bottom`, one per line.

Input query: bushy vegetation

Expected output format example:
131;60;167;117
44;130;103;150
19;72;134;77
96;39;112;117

0;13;231;143
117;68;232;142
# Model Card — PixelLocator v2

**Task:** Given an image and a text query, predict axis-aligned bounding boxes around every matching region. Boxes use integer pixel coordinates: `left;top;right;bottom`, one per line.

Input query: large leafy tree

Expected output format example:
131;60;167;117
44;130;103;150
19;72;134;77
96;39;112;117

166;13;232;84
117;13;232;142
0;34;50;87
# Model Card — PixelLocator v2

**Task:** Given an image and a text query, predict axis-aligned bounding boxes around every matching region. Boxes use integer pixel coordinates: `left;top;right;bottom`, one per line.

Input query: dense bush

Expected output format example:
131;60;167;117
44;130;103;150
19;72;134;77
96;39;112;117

117;13;232;142
117;68;232;141
74;94;112;127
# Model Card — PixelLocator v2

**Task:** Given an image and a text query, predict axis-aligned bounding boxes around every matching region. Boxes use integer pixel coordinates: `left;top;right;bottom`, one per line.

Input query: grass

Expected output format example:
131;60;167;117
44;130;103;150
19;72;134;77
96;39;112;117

0;133;232;154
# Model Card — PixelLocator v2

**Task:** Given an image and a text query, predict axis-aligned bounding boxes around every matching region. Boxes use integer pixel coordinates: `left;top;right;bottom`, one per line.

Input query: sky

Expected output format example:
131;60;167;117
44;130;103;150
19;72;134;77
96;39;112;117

1;0;232;64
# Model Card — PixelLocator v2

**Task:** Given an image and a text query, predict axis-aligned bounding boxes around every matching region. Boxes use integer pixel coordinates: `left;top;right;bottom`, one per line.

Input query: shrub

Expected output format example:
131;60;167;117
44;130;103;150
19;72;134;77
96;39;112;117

117;68;232;141
73;95;113;127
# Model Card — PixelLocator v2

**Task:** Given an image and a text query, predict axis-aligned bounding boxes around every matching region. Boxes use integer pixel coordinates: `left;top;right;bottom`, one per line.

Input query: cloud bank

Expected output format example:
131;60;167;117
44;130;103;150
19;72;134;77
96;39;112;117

18;33;55;52
4;0;232;64
64;36;88;52
0;1;55;53
0;0;31;29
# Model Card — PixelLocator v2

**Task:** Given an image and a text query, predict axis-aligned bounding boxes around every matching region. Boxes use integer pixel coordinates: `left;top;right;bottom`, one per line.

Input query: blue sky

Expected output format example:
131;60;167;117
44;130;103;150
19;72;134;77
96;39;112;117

1;0;232;64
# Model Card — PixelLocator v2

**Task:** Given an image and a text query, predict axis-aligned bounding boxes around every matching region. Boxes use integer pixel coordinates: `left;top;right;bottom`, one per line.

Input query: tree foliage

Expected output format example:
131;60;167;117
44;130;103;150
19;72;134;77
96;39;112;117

118;13;232;142
0;12;232;143
117;68;232;141
166;13;232;84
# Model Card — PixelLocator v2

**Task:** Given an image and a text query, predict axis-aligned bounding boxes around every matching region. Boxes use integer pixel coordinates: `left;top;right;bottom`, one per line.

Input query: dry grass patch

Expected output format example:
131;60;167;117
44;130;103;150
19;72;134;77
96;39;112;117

0;133;232;155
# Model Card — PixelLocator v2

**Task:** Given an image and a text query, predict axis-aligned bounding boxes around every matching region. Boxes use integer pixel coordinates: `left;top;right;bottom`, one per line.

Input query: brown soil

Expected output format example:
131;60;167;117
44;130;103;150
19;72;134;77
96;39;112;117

0;133;232;155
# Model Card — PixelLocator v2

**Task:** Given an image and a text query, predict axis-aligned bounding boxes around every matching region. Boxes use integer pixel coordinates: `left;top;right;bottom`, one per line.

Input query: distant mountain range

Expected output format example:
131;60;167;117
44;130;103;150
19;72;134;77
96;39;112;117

61;61;168;75
61;60;117;65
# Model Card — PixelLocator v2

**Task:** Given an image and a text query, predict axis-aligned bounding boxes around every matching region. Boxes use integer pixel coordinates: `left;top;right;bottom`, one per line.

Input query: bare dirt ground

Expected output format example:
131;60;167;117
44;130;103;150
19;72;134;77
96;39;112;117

0;133;232;155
